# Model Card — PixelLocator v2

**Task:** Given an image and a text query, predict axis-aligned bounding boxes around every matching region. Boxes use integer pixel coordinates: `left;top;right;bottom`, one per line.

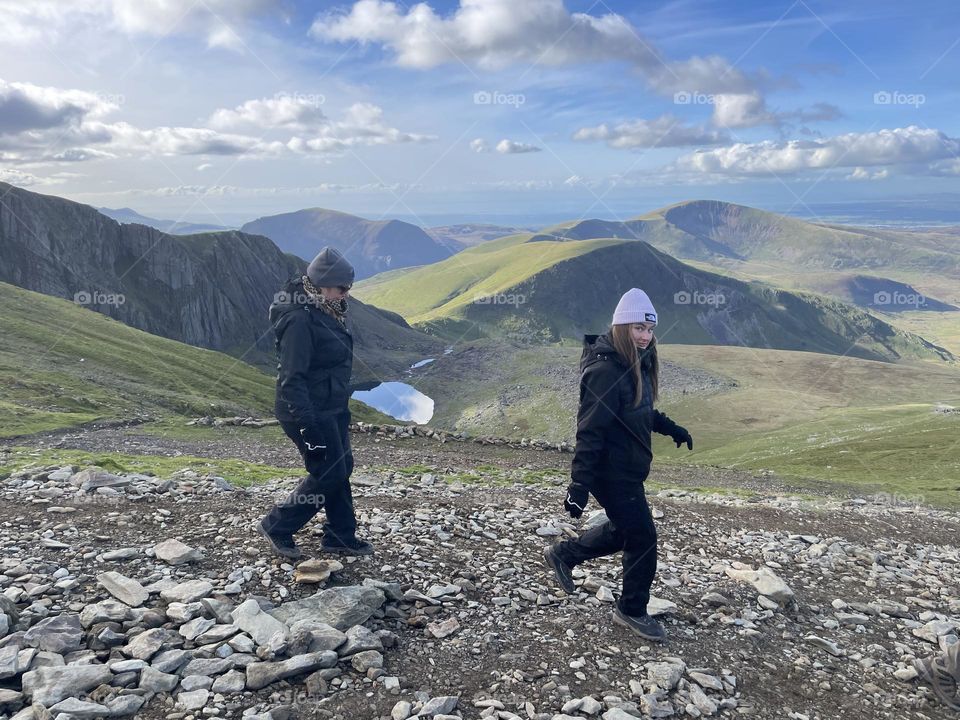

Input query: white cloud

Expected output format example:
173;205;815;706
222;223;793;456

209;95;328;132
928;159;960;176
83;182;413;198
495;139;541;154
92;121;266;156
573;114;727;148
0;167;67;186
0;0;283;50
470;138;489;153
311;0;757;95
0;78;434;165
284;103;436;153
711;92;777;129
0;79;117;135
672;126;960;176
846;167;889;181
708;93;841;129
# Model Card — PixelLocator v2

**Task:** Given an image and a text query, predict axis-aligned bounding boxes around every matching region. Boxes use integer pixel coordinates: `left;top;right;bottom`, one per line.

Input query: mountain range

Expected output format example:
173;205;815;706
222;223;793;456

241;208;455;279
354;212;955;363
0;183;440;383
98;207;233;235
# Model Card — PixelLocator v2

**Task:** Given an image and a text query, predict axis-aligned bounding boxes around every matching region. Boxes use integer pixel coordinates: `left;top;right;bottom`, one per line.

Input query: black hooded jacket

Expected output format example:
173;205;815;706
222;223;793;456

570;333;682;490
270;277;353;433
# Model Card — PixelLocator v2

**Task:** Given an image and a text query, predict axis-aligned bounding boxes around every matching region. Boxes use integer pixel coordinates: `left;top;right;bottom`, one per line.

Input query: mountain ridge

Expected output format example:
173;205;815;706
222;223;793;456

0;183;441;383
241;207;455;279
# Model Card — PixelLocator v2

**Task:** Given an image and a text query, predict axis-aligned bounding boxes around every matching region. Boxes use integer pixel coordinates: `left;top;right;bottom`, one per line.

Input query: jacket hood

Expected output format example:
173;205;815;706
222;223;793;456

580;331;655;372
268;275;309;326
580;332;619;372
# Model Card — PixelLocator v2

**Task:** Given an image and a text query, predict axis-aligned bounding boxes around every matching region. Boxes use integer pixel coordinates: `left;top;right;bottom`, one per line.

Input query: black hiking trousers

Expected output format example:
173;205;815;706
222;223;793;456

261;416;357;545
553;476;657;616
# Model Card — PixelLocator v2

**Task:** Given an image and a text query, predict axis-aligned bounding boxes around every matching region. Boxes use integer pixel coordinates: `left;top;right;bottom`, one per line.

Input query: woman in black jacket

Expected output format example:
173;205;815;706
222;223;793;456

544;288;692;641
258;246;373;560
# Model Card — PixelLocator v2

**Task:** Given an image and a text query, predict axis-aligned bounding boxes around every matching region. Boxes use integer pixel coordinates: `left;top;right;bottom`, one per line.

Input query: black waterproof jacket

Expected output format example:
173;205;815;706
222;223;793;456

270;277;353;438
570;333;682;489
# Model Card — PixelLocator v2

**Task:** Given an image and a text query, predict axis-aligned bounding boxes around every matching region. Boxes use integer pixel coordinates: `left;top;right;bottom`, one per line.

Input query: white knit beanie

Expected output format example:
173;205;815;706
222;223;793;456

612;288;658;326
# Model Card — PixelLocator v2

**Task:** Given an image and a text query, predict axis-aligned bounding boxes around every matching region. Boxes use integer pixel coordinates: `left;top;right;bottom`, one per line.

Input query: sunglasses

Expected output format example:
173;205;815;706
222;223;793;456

337;285;352;293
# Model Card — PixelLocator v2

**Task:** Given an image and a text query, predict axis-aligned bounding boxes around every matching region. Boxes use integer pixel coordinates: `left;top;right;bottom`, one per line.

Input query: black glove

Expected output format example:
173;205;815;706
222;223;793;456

563;482;589;519
299;426;328;460
671;425;693;450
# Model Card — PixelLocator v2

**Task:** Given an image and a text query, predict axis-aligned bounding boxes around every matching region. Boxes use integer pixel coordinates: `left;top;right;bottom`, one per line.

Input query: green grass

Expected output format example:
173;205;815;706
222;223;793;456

688;403;960;506
353;233;621;323
0;281;401;438
0;281;275;437
414;341;960;505
0;447;294;487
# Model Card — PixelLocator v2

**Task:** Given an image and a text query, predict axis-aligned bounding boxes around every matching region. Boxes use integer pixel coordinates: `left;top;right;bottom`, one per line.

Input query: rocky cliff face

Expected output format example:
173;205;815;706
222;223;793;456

0;183;439;381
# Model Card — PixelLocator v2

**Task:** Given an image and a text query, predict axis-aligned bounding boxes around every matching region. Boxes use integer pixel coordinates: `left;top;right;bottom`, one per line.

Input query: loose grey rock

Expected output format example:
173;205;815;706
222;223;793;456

420;696;459;716
339;625;383;656
154;539;204;565
80;600;131;628
97;571;148;607
246;651;338;690
48;697;110;719
724;565;794;604
646;660;685;691
139;666;179;693
269;585;386;631
21;665;113;706
211;669;246;694
648;596;678;616
23;614;82;654
179;617;216;641
232;598;289;646
350;650;384;672
160;579;214;604
804;635;843;657
123;628;169;660
177;688;209;710
288;620;346;654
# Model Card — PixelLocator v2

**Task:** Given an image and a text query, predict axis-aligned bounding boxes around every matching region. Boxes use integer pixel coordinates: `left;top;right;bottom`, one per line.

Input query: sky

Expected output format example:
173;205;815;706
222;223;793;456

1;0;958;227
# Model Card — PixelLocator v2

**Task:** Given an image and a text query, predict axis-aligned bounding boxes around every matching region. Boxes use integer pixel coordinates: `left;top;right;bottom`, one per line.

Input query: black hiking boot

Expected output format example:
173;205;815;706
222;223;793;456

257;519;302;560
543;545;576;594
613;606;667;642
321;536;375;556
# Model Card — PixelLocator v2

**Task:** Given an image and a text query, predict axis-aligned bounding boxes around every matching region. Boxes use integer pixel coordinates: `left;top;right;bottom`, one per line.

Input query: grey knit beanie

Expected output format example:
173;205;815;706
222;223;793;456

306;246;355;288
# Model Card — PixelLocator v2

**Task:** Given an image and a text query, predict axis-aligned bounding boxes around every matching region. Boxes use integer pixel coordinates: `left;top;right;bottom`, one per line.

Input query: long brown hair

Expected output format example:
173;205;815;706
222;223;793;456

610;324;659;407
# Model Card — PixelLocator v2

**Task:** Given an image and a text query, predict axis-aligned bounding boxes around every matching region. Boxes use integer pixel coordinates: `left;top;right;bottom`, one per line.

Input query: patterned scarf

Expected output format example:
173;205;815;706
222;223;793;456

301;275;347;327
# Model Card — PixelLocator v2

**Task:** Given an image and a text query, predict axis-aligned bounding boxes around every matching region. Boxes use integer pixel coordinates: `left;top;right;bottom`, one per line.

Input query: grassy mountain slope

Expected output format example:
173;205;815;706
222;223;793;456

410;341;960;503
538;200;960;309
0;282;392;438
354;233;953;362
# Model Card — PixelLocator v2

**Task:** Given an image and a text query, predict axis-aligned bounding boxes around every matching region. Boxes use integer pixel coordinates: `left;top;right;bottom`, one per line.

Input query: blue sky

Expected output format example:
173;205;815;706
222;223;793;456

1;0;958;226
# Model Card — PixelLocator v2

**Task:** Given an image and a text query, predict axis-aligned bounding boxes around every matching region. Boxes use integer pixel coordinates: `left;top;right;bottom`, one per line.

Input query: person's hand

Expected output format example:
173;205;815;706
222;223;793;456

671;425;693;450
299;426;328;460
563;483;589;519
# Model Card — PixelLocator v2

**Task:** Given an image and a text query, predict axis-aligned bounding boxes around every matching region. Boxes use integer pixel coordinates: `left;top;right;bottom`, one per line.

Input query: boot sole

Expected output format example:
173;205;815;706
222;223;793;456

613;609;666;642
257;523;302;560
543;546;576;594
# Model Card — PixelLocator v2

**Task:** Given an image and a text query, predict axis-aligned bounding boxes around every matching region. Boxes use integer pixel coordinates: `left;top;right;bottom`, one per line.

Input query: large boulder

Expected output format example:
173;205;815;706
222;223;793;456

269;585;385;631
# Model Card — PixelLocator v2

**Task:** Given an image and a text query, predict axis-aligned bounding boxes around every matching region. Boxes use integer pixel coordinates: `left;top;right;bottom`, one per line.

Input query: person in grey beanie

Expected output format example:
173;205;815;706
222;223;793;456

257;246;373;559
543;288;692;641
